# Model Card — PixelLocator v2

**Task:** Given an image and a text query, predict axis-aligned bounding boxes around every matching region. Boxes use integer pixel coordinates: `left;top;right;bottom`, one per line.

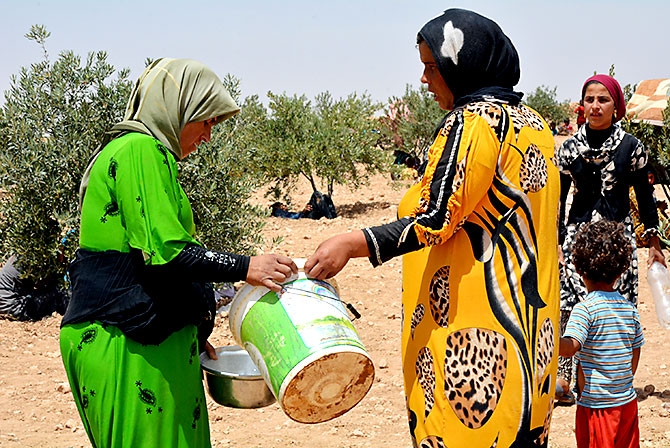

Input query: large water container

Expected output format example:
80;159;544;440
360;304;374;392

228;260;375;423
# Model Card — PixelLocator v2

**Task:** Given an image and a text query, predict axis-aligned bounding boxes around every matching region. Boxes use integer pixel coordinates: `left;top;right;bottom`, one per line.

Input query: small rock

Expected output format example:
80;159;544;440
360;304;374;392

351;429;365;437
378;359;389;369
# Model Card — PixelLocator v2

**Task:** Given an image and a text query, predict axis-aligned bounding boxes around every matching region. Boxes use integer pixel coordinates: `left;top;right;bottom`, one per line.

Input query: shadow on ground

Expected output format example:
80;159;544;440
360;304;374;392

337;201;394;218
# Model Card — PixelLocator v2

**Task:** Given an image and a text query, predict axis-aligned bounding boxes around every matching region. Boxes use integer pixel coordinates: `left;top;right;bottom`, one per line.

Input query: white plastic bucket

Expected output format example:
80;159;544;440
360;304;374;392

228;263;375;423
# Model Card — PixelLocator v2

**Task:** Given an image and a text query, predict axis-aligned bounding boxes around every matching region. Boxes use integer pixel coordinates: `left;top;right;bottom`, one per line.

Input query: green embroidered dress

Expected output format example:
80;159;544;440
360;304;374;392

61;133;210;447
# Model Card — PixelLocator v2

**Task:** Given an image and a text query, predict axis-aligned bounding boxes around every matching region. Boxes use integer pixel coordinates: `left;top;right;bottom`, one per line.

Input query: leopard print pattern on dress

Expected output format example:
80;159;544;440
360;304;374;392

444;328;507;429
534;401;553;447
437;113;457;139
465;102;503;131
519;143;548;193
417;195;429;214
429;266;450;327
417;435;445;448
535;318;555;382
421;232;444;246
506;104;544;140
416;347;436;418
452;157;467;193
411;304;425;338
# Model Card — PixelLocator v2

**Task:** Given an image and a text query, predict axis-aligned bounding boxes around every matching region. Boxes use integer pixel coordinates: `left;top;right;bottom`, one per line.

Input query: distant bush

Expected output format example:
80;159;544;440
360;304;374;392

524;85;572;125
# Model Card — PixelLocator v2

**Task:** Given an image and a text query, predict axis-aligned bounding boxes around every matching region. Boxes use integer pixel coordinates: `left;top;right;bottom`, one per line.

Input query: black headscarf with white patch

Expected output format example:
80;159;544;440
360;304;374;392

418;8;522;108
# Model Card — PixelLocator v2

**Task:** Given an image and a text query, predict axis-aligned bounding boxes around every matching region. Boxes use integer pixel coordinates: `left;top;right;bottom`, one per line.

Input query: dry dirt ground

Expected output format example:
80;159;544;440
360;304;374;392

2;138;670;447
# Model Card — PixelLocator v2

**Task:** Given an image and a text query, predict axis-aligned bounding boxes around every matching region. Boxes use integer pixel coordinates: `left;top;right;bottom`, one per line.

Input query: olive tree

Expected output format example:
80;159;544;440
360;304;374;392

310;92;389;196
238;90;390;201
0;25;132;285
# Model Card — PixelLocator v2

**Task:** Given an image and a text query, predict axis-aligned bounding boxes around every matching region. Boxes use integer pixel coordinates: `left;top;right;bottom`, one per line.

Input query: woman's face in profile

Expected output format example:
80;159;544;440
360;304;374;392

179;118;217;158
419;42;454;111
583;83;615;131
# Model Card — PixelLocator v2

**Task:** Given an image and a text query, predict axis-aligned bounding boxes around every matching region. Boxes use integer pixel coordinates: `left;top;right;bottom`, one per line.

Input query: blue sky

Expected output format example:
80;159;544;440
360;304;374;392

2;1;669;106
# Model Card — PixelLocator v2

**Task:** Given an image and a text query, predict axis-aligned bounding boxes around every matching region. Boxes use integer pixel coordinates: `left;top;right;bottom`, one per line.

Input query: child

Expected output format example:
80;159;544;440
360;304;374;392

558;117;574;135
559;220;644;447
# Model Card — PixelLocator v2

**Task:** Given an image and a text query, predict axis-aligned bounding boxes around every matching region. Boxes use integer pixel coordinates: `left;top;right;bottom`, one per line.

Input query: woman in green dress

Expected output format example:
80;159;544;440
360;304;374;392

60;58;297;448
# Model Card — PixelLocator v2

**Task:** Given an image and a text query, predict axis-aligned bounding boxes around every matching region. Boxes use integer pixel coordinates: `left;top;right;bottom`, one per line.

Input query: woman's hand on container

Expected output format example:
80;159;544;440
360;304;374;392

305;231;369;280
247;254;298;292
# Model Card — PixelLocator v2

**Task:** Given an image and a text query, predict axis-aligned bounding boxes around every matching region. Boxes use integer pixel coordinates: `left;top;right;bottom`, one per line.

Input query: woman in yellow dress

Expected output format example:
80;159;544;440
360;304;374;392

305;8;560;447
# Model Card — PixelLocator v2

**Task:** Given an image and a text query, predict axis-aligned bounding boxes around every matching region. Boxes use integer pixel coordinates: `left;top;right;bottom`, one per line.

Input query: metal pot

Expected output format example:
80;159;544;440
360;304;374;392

200;345;276;409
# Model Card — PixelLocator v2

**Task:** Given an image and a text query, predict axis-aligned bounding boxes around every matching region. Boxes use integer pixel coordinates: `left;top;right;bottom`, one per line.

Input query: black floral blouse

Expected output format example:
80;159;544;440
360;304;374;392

556;122;658;244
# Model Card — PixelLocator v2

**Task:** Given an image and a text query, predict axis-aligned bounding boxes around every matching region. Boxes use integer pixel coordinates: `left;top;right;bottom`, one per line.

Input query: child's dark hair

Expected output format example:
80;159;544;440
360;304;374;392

571;220;632;284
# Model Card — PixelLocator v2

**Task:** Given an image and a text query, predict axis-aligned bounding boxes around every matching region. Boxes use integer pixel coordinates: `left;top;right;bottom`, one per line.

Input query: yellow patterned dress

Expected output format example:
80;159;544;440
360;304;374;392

398;102;560;447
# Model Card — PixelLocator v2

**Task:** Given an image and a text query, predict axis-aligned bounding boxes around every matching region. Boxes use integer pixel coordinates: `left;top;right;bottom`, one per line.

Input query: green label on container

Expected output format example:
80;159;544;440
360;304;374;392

239;278;365;396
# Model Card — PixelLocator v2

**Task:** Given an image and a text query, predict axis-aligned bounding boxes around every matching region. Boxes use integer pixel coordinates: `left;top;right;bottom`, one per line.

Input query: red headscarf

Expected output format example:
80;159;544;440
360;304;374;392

581;74;626;122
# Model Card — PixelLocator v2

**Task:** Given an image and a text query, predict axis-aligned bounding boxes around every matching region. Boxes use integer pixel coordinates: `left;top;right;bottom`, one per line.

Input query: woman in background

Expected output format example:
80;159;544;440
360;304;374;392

555;73;665;403
60;58;297;448
306;9;560;447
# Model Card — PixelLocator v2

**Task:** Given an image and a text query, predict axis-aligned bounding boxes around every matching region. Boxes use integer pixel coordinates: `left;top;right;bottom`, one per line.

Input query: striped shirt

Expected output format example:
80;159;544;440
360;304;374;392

563;290;644;409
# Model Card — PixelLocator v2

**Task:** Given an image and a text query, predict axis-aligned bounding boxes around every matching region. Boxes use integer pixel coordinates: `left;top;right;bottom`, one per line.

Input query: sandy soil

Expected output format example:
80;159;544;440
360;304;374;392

2;139;670;447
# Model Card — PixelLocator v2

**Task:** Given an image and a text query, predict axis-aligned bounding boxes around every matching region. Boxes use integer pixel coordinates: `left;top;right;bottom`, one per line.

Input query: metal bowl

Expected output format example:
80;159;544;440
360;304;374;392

200;345;276;409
